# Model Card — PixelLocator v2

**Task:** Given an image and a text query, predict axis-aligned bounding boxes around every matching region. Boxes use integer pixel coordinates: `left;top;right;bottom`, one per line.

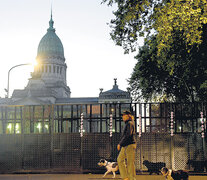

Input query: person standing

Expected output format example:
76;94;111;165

117;110;137;180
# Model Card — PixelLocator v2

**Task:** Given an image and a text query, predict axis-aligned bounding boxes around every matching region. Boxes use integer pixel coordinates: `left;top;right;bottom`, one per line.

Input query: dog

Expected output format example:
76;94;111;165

187;159;206;172
161;167;189;180
98;159;119;178
143;160;166;175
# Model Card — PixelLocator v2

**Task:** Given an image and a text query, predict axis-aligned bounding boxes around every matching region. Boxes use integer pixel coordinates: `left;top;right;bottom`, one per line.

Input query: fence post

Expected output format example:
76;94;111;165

80;113;84;138
201;111;206;160
50;104;54;169
21;106;25;170
138;114;142;170
80;113;84;171
109;113;113;160
170;111;175;170
109;114;113;138
139;114;142;138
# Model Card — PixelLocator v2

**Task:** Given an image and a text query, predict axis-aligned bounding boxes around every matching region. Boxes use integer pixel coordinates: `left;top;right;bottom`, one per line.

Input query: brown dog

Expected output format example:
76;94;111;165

161;167;189;180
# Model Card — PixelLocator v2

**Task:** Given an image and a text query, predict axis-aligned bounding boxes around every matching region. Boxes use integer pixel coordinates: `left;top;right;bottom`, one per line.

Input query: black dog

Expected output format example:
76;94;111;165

161;167;189;180
187;159;206;172
143;160;166;175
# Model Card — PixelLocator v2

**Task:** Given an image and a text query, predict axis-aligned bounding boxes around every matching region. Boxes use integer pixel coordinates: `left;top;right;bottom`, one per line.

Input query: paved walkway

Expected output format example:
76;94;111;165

0;174;206;180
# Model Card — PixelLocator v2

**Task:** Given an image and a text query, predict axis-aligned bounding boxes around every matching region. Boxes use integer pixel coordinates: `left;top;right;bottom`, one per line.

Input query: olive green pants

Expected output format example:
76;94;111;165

117;144;136;180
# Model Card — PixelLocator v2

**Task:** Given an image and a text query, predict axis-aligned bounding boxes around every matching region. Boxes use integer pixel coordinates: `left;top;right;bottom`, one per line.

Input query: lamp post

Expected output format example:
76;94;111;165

5;63;32;98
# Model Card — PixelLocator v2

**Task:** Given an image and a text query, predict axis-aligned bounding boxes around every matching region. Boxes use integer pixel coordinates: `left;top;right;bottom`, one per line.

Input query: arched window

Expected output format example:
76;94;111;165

53;66;56;73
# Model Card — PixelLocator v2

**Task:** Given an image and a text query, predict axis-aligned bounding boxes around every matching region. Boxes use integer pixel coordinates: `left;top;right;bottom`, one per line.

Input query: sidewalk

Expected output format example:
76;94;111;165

0;174;206;180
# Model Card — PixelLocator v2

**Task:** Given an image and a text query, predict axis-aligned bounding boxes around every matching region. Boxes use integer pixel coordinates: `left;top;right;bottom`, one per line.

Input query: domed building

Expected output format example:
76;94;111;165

11;14;71;105
5;14;131;105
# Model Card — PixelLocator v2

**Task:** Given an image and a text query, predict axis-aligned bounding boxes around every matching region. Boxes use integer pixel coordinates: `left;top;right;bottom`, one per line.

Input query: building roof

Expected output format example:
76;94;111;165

99;78;131;101
36;13;65;60
56;97;99;104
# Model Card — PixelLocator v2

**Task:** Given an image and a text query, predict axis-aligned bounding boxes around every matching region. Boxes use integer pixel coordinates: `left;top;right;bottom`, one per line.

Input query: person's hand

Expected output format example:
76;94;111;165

117;144;121;151
132;143;136;149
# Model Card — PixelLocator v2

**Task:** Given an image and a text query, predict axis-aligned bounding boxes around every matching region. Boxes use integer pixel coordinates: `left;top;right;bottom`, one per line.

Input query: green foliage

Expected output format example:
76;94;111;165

129;32;207;102
102;0;207;102
102;0;207;54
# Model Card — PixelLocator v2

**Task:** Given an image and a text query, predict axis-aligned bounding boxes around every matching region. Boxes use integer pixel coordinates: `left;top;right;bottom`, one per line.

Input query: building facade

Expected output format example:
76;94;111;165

0;14;131;106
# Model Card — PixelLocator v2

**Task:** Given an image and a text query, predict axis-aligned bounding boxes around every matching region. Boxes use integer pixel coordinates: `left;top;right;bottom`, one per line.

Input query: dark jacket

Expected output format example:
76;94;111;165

119;120;136;147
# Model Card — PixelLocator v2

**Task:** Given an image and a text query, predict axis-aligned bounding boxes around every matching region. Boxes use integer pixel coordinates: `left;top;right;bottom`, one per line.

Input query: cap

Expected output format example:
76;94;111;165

122;110;131;115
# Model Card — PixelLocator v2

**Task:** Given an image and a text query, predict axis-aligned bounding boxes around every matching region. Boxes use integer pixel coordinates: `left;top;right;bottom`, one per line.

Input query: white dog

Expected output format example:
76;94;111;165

98;159;119;178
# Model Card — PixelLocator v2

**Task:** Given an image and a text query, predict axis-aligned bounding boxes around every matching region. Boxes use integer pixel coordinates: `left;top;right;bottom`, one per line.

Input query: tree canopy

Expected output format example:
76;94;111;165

102;0;207;54
129;31;207;102
102;0;207;102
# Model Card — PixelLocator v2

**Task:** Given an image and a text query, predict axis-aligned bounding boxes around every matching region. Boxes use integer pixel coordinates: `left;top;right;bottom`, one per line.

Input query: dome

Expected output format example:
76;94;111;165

36;15;65;60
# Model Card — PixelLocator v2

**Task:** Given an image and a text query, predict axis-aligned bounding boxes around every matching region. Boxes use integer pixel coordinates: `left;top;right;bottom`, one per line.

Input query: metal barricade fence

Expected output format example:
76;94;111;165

0;102;206;173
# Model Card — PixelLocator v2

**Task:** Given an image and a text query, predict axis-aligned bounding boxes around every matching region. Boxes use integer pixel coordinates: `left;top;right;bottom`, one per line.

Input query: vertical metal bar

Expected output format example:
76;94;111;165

61;105;63;133
119;104;122;133
1;107;5;134
90;104;92;133
160;103;162;132
31;106;34;133
20;107;23;134
105;104;107;132
109;114;113;137
201;112;205;136
165;103;168;132
139;113;142;138
170;111;175;169
21;106;25;170
80;112;83;171
109;104;112;134
139;103;142;170
100;104;102;133
134;103;137;133
115;104;117;132
201;105;206;160
80;113;84;138
174;103;177;133
77;105;79;133
57;105;60;133
85;104;88;133
149;103;152;133
42;105;45;133
5;107;7;134
181;104;183;133
50;104;54;169
170;135;175;170
71;105;73;133
144;103;146;133
192;103;195;133
114;104;117;132
14;106;16;134
170;112;174;137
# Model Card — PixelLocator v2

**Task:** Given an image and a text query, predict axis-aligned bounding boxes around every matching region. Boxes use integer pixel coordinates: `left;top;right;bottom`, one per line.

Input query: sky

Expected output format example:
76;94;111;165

0;0;143;98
